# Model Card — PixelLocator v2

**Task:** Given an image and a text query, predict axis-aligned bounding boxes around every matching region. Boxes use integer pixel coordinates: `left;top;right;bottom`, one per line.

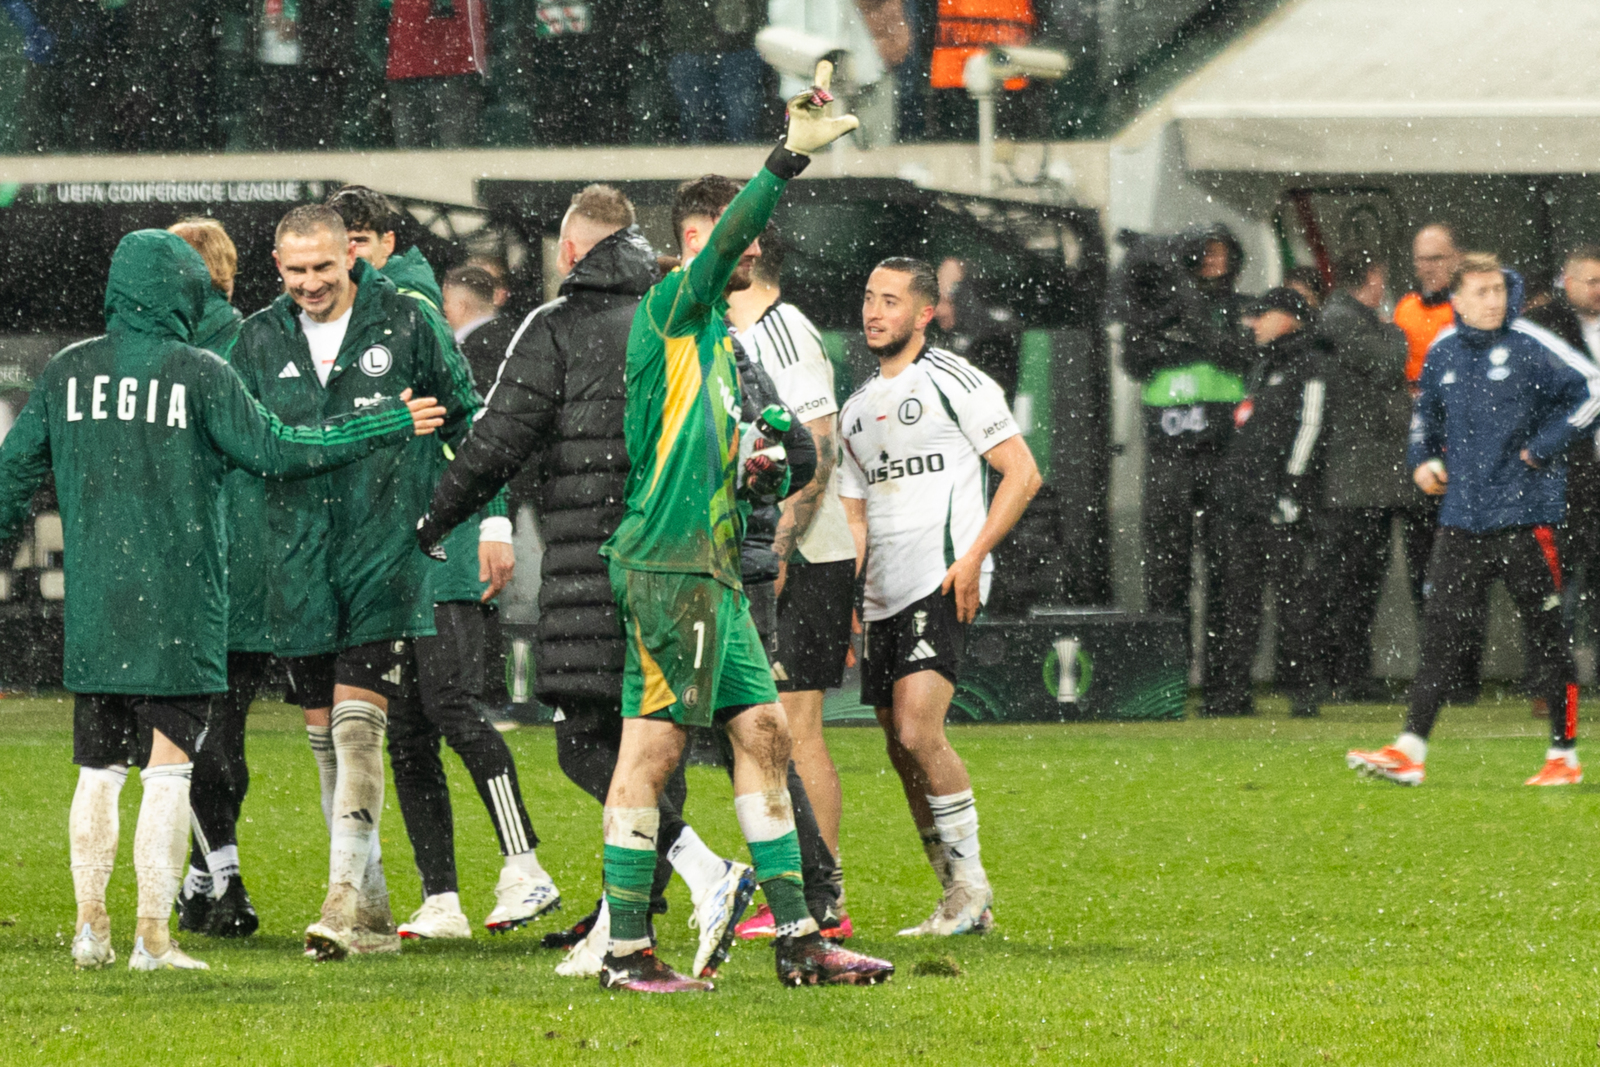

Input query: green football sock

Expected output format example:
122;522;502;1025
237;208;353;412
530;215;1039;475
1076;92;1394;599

747;832;811;932
602;844;656;944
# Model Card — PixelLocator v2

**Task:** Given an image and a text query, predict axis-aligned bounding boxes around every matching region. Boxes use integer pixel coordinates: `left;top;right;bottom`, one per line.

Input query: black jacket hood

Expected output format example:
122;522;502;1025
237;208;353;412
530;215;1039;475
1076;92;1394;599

1181;223;1246;289
560;226;657;299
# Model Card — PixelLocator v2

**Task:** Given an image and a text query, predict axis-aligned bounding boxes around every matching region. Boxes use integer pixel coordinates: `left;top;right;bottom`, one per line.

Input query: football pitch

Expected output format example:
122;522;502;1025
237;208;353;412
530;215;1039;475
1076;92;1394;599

1;692;1597;1066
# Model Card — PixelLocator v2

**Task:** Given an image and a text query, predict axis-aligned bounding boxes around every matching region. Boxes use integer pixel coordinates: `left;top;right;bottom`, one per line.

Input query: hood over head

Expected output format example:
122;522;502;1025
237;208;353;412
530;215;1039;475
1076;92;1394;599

1181;223;1245;289
1453;267;1525;346
561;226;658;298
104;229;212;343
380;245;445;308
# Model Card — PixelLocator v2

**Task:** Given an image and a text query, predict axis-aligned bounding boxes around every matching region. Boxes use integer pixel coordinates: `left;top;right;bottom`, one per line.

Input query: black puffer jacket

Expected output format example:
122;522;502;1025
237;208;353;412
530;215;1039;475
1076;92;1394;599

426;227;656;702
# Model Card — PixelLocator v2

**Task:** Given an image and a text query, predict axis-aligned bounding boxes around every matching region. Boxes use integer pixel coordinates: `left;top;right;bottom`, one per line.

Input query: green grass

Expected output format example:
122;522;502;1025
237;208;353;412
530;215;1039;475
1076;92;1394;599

2;691;1599;1065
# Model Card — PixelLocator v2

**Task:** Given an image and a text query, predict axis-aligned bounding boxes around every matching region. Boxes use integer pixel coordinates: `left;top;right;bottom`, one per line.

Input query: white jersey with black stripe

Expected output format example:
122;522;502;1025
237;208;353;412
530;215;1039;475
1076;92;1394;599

730;302;856;564
838;346;1020;621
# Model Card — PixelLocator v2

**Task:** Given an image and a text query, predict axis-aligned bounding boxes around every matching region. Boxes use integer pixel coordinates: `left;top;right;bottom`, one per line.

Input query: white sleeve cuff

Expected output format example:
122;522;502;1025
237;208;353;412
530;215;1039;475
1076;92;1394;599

478;515;514;544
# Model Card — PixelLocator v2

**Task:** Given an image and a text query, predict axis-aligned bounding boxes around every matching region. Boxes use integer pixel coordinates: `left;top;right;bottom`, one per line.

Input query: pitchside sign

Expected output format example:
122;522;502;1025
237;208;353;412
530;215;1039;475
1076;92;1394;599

951;608;1187;721
0;178;337;337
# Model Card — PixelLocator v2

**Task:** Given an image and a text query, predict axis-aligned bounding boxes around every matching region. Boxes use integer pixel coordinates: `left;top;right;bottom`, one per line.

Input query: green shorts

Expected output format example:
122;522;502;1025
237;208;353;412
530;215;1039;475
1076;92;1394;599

609;564;779;728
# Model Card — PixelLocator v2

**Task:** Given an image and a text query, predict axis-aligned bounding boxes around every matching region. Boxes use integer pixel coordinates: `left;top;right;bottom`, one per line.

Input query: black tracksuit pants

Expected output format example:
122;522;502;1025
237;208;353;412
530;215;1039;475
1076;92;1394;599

1203;514;1319;716
388;601;539;898
1142;446;1226;650
1406;525;1578;747
1310;508;1395;691
188;651;273;872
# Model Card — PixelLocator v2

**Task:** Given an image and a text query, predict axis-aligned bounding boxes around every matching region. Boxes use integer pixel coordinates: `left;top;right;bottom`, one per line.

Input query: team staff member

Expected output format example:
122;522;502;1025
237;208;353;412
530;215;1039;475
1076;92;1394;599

323;186;557;942
593;64;893;992
0;230;443;972
231;205;482;960
418;186;760;981
1120;226;1253;653
164;218;267;940
1203;288;1328;719
839;257;1041;937
727;238;856;938
1348;255;1600;787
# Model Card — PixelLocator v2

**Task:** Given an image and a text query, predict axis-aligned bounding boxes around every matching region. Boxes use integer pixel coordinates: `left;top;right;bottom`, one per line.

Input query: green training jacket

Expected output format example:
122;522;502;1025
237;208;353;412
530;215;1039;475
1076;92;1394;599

0;230;419;696
193;290;276;654
231;257;481;655
379;246;497;606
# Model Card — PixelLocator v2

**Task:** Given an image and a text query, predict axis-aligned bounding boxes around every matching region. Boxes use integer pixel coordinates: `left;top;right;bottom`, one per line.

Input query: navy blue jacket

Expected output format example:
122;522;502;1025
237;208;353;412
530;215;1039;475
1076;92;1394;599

1408;270;1600;532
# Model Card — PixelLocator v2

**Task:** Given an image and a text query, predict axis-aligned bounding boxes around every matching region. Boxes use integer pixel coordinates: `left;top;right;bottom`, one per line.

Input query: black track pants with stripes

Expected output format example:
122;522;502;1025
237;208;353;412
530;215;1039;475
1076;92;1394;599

1406;525;1579;747
188;651;272;872
389;601;539;898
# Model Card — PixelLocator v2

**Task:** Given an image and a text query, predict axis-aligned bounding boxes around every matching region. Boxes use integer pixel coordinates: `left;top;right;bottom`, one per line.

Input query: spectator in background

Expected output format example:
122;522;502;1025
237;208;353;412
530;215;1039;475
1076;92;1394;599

1308;249;1412;702
6;0;111;151
664;0;766;143
442;264;514;392
1284;265;1326;309
1525;247;1600;661
512;0;644;146
1203;287;1328;718
932;257;1022;403
386;0;490;148
1394;223;1473;698
252;0;359;150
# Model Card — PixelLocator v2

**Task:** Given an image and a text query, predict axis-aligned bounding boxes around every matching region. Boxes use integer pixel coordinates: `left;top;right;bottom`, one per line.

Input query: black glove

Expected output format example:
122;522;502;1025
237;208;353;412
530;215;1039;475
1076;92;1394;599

416;514;448;562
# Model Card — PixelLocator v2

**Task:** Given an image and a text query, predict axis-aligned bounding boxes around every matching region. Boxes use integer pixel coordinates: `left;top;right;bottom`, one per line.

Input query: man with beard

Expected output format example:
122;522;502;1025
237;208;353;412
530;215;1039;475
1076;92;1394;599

588;63;893;992
838;258;1041;936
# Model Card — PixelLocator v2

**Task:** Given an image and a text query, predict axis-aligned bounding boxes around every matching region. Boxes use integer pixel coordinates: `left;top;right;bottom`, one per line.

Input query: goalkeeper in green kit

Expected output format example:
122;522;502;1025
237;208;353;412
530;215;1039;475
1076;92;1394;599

0;231;445;972
594;63;893;992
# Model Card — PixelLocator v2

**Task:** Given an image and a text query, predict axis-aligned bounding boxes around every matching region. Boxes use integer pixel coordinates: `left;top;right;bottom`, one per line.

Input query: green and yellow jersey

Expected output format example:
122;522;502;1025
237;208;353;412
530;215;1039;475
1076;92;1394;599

601;167;791;590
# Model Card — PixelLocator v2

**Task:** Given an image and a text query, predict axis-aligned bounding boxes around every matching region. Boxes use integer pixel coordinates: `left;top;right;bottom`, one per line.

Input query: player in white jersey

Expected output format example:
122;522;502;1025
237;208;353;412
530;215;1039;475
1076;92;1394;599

837;257;1041;936
727;238;857;936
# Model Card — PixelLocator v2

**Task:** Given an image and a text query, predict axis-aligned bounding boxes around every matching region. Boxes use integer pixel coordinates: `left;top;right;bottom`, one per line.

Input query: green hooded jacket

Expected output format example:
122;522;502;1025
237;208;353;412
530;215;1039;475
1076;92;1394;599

231;256;481;655
0;231;419;695
381;245;499;605
192;289;277;654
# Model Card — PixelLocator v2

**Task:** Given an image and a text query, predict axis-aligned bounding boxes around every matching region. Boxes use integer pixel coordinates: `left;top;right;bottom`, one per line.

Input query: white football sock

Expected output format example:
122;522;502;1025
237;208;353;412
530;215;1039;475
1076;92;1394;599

360;836;390;914
504;848;549;881
1394;732;1428;763
182;866;213;899
426;891;462;914
927;789;986;888
306;724;337;830
205;844;239;898
1548;746;1580;767
328;701;386;892
665;826;728;903
70;765;128;920
133;762;193;956
918;825;951;889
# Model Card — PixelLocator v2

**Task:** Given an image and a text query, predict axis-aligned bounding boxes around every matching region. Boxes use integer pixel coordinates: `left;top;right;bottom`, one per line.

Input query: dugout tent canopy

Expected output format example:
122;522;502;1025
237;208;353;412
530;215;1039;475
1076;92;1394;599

1169;0;1600;174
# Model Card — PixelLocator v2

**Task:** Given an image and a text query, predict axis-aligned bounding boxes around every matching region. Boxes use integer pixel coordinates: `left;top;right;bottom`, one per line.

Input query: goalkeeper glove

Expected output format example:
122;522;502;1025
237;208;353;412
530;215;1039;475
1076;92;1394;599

781;60;859;155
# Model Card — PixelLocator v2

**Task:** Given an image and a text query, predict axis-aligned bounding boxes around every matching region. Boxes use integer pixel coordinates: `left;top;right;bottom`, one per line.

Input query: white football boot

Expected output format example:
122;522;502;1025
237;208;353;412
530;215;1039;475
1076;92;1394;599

71;923;115;971
555;899;609;979
128;936;209;971
689;860;756;978
896;881;995;937
398;893;472;940
484;867;562;933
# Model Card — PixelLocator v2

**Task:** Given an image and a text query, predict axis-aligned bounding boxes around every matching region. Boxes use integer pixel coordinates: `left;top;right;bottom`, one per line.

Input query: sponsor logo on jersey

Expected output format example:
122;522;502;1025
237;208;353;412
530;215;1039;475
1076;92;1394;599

861;452;946;485
353;393;387;409
795;397;831;414
899;398;923;425
981;417;1013;438
278;361;301;378
359;345;392;377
